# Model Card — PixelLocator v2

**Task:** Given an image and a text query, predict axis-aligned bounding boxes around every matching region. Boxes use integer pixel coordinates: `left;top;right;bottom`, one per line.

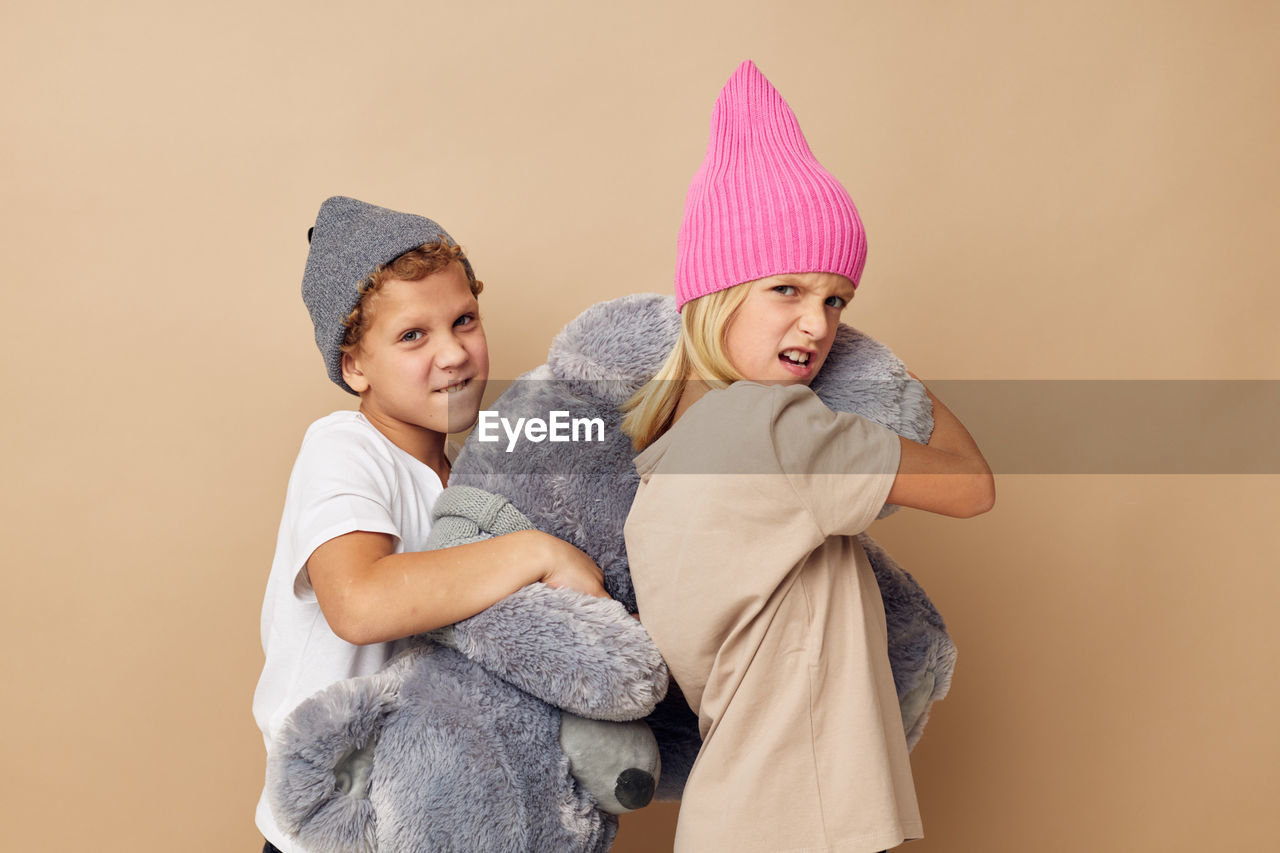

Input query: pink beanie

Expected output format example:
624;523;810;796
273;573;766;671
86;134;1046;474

675;60;867;310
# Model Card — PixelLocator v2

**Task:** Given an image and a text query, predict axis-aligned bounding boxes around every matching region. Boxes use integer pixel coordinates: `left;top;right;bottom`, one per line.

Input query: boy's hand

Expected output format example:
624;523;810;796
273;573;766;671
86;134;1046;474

534;533;610;600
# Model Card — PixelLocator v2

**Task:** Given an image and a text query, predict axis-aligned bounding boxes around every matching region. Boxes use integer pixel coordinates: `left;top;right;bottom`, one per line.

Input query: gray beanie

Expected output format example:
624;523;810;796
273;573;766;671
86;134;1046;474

301;196;475;395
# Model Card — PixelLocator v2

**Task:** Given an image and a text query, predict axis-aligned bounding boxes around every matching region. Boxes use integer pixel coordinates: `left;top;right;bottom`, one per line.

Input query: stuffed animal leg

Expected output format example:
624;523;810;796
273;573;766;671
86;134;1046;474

424;486;668;721
268;641;645;853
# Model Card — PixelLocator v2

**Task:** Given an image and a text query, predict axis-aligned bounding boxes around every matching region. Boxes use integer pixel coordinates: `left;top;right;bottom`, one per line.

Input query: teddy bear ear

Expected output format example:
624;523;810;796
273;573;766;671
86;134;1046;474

307;226;314;244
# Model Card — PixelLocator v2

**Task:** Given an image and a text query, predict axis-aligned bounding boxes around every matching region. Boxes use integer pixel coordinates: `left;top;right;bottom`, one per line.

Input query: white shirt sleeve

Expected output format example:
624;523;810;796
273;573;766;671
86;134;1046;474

285;420;402;598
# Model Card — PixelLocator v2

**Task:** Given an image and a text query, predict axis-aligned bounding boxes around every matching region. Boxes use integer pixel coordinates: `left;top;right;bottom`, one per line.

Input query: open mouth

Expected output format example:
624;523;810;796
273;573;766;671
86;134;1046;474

779;349;811;367
777;348;816;378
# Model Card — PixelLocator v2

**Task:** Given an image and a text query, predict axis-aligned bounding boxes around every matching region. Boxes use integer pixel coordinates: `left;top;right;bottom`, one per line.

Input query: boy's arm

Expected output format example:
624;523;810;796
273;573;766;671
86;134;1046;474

308;529;607;646
886;371;996;519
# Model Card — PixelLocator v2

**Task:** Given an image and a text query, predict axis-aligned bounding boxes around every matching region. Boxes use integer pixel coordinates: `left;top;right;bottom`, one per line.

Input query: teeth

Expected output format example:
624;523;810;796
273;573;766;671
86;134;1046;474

781;349;810;364
439;379;469;393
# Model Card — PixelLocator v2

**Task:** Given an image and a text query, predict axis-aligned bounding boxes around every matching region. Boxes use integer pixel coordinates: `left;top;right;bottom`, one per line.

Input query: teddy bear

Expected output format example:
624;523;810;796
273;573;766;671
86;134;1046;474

268;482;668;852
267;293;955;852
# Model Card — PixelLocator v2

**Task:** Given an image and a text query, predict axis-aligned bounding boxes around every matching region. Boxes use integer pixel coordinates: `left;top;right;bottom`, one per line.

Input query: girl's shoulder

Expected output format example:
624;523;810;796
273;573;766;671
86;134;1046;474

694;380;820;424
637;382;818;476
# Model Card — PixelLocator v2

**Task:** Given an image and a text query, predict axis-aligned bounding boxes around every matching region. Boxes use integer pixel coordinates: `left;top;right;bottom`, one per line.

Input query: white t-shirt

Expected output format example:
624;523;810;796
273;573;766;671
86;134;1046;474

252;411;447;850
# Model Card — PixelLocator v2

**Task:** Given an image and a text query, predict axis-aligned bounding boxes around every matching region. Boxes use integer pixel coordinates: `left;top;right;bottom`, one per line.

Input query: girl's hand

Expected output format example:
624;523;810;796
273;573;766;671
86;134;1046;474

534;532;611;599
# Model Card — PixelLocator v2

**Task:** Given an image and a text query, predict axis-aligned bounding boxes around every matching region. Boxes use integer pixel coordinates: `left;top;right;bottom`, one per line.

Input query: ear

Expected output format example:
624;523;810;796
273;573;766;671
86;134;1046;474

341;350;370;394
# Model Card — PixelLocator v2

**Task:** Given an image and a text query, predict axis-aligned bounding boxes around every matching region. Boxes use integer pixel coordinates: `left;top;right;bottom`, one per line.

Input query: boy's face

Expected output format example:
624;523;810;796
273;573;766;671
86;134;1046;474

341;261;489;440
723;271;854;385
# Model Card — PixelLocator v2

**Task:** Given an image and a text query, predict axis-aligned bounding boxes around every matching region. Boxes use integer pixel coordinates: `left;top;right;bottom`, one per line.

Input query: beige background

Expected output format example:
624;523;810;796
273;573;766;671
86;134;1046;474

3;1;1277;850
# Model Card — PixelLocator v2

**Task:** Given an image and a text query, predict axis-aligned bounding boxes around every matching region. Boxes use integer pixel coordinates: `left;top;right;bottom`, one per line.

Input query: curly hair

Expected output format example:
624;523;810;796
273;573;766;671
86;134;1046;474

340;242;484;353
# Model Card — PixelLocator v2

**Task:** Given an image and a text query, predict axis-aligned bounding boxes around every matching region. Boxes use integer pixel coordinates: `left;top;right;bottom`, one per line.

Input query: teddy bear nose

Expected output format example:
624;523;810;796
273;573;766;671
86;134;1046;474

614;767;656;810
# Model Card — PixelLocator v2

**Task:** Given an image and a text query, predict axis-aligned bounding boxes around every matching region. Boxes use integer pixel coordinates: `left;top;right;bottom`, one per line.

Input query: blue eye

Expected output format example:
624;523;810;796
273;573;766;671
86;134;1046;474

825;296;847;309
772;285;797;296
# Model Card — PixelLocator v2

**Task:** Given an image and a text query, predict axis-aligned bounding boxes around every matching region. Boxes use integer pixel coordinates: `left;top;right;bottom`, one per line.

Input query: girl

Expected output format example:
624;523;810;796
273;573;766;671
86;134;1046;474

622;62;994;853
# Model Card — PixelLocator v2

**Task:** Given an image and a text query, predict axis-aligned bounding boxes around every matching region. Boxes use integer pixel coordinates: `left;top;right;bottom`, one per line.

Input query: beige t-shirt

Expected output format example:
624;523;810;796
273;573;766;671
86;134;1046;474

624;381;922;853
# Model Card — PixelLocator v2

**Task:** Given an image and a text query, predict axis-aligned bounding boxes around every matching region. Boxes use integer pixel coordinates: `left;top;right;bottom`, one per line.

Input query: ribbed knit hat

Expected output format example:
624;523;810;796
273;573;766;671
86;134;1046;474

675;60;867;310
301;196;473;394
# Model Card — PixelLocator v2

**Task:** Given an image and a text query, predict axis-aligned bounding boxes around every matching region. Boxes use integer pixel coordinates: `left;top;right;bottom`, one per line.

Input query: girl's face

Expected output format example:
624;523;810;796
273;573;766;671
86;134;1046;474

723;272;856;385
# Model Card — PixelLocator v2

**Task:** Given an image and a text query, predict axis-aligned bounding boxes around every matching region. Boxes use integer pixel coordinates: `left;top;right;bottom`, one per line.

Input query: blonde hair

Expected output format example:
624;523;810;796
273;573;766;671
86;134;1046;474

620;283;752;450
340;242;484;354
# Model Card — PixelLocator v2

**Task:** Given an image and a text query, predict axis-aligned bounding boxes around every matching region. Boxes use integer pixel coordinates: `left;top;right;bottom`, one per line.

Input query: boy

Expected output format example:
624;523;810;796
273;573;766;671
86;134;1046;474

253;197;607;853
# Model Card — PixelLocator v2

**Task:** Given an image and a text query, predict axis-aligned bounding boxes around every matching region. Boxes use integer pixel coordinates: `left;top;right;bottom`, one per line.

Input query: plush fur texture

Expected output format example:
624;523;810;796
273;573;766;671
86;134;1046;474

270;644;616;853
424;487;669;721
268;293;956;851
269;486;662;852
451;294;951;789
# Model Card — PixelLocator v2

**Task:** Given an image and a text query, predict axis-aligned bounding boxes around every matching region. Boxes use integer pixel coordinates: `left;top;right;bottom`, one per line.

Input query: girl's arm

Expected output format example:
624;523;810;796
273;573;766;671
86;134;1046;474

885;371;995;519
308;529;609;646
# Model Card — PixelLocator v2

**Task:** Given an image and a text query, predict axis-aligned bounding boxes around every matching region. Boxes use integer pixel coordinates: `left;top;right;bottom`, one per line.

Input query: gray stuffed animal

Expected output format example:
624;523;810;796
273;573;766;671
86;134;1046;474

267;293;955;852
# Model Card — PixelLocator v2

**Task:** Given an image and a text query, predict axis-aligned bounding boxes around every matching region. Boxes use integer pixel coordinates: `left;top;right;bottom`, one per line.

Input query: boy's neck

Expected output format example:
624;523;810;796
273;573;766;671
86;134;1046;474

357;405;450;484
